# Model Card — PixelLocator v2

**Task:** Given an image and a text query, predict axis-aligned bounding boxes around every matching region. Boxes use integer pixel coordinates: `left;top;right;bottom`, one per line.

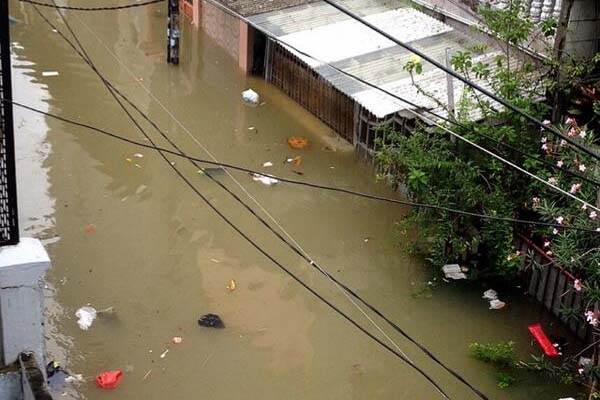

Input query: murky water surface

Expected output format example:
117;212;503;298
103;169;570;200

10;1;578;398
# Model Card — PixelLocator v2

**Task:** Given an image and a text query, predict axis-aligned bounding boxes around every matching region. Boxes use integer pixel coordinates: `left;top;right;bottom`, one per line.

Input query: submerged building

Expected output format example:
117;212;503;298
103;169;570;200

179;0;599;157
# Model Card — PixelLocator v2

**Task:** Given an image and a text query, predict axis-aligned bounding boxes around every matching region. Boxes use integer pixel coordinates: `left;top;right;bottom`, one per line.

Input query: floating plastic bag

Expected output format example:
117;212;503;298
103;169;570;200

241;89;260;105
95;370;123;390
75;306;97;330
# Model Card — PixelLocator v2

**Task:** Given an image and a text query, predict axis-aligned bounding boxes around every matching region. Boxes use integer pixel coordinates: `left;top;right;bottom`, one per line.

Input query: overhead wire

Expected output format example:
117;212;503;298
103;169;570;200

62;3;420;370
30;4;455;399
19;0;164;11
7;99;600;235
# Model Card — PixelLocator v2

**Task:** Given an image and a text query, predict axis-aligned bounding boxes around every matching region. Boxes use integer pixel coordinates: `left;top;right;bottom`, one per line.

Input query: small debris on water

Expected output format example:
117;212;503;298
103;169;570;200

198;313;225;329
287;136;309;149
75;306;97;330
125;158;133;163
135;185;148;195
489;299;506;310
64;374;83;383
227;279;237;291
210;258;219;263
442;264;467;280
142;369;152;381
172;336;183;344
241;89;260;105
159;349;169;359
133;153;143;158
482;289;498;300
248;126;257;131
251;173;278;186
292;170;304;175
321;146;336;152
364;237;370;243
95;370;123;390
262;161;273;167
84;224;96;234
42;71;59;77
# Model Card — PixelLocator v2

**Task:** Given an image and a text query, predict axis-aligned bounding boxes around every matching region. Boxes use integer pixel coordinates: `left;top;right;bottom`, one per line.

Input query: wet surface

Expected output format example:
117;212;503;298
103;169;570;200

10;1;578;399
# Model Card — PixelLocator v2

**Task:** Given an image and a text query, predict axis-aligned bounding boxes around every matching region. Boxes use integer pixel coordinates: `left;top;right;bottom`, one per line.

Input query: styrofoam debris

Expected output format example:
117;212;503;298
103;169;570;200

482;289;498;300
42;71;59;77
241;89;260;105
442;264;466;280
262;161;273;167
65;374;84;383
251;173;278;186
489;299;506;310
75;306;97;330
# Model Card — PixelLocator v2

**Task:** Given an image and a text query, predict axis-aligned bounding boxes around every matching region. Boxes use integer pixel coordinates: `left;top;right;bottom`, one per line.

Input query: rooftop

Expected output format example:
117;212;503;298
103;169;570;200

213;0;318;17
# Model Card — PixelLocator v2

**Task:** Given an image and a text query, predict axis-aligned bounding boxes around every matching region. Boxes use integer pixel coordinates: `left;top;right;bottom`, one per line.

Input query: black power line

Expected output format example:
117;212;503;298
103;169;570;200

320;0;600;162
8;100;599;235
19;0;164;11
32;4;455;399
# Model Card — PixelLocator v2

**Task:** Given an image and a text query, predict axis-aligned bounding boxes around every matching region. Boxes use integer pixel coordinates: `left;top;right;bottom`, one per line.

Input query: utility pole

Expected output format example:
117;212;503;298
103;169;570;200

0;0;20;245
167;0;180;65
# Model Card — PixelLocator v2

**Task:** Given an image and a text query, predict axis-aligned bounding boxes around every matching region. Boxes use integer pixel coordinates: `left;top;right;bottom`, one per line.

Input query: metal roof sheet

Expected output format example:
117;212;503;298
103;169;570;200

250;0;503;119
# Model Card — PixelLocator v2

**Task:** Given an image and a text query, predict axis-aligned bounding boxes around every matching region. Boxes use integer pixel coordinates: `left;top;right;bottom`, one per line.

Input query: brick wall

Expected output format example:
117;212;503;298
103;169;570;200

199;0;241;61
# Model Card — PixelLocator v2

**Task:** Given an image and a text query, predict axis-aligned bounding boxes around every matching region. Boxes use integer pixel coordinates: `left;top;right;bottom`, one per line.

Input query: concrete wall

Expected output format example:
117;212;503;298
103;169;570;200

566;0;600;59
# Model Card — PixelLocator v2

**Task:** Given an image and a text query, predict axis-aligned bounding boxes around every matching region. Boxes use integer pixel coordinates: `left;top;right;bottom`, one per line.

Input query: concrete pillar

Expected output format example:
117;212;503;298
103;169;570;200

0;238;50;370
192;0;200;27
238;21;253;73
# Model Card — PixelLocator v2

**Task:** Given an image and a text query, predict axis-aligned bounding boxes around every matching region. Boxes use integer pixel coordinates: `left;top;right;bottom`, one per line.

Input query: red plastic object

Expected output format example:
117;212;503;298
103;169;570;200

95;370;123;389
528;323;560;357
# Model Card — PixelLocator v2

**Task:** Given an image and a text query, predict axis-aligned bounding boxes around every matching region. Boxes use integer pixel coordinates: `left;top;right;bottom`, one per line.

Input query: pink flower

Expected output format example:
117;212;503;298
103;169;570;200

574;279;583;291
590;211;597;220
579;368;585;375
541;137;547;143
532;197;540;207
579;130;587;139
559;139;567;147
543;241;550;248
556;160;564;168
568;128;577;137
582;204;588;210
579;164;587;172
542;119;551;126
541;143;548;151
552;228;559;235
570;183;582;194
556;216;564;224
546;250;553;256
548;177;558;185
566;117;575;125
586;310;599;326
596;228;600;232
570;257;576;263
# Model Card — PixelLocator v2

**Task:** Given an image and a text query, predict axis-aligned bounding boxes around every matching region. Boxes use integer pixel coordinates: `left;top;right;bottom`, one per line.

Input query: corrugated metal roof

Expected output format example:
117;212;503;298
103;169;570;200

213;0;318;17
250;0;502;119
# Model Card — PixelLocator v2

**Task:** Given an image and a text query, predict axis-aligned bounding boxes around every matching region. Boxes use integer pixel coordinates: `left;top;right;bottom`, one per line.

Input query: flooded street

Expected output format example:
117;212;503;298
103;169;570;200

10;1;577;398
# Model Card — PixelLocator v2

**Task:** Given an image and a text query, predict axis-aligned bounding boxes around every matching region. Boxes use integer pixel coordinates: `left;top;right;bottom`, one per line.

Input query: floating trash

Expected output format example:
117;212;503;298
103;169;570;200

75;306;97;330
262;161;273;167
241;89;260;105
287;136;309;149
198;313;225;329
442;264;467;280
251;173;278;186
482;289;498;300
42;71;59;77
227;279;237;291
95;370;123;390
172;336;183;344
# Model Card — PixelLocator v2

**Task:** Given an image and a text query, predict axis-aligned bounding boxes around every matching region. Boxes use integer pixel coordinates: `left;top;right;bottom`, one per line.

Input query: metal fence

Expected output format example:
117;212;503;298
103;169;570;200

0;0;20;246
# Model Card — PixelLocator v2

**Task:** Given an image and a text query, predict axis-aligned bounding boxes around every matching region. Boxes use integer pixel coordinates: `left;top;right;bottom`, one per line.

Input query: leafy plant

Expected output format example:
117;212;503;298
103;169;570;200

469;341;518;368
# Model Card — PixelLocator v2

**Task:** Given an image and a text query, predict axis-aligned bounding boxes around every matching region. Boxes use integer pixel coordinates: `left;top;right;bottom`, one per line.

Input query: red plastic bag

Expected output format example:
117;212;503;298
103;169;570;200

95;370;123;389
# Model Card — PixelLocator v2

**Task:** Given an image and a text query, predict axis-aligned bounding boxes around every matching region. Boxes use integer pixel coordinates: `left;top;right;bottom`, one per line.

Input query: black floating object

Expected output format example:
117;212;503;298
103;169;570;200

46;361;61;379
198;313;225;329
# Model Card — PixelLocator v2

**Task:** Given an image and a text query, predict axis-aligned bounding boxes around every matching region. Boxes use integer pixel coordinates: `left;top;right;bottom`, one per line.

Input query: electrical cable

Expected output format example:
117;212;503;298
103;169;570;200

319;0;600;162
32;5;454;398
8;99;600;235
42;1;416;366
18;0;164;11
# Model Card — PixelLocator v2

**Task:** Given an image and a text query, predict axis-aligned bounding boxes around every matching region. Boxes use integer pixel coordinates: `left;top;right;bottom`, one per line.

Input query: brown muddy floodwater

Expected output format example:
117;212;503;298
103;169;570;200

9;1;578;399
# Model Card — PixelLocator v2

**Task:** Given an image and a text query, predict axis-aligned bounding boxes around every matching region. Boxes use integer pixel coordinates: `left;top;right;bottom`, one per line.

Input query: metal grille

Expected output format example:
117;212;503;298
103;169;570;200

0;0;20;246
